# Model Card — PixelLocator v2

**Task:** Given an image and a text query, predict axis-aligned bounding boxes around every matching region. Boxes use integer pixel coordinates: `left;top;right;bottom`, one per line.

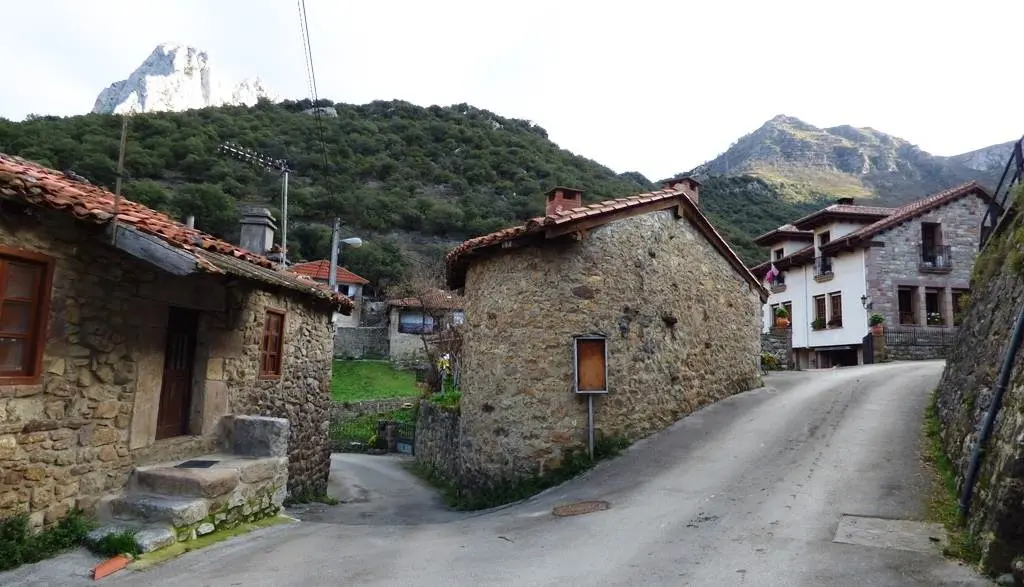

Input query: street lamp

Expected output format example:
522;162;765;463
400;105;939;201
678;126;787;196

861;294;873;309
328;220;364;291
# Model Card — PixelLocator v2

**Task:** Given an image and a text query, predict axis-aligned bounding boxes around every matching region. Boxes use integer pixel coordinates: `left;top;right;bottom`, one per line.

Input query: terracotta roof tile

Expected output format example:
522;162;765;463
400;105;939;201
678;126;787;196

824;181;992;252
290;260;370;285
0;153;352;313
389;289;463;310
445;186;768;300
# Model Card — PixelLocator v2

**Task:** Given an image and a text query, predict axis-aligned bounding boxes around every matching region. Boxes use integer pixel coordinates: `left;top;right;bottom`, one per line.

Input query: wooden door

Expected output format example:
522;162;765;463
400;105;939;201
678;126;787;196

156;307;199;440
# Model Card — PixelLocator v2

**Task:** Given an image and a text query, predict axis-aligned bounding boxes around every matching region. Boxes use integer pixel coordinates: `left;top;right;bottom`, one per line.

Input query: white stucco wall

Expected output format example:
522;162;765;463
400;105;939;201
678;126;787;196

763;248;868;349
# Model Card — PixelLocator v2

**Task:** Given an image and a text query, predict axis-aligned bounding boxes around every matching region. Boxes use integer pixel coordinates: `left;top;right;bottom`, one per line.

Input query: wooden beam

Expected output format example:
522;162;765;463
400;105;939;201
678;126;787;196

110;224;197;276
544;199;679;239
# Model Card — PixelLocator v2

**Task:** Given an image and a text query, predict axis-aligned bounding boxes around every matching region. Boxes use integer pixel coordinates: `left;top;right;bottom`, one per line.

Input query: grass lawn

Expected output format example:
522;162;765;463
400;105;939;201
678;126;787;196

331;360;419;403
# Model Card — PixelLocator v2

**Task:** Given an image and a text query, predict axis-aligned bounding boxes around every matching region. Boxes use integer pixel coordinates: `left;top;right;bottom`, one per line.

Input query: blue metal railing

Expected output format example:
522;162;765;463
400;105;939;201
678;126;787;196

980;136;1024;249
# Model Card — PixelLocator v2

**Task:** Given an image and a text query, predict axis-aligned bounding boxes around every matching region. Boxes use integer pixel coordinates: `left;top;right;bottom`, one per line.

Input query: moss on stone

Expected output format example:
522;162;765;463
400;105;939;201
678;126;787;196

129;515;295;571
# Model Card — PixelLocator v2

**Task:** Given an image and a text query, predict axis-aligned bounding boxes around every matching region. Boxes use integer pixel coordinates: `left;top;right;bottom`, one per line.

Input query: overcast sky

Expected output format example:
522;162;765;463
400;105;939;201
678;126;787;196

2;0;1022;180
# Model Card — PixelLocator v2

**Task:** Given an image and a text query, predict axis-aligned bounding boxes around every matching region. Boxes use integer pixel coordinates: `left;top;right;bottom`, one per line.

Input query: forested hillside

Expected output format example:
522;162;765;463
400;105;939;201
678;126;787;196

0;99;652;287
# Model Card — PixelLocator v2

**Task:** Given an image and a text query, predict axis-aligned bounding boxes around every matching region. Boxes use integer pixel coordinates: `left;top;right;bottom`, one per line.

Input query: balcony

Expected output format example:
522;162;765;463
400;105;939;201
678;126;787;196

813;256;834;282
768;273;786;293
919;244;952;273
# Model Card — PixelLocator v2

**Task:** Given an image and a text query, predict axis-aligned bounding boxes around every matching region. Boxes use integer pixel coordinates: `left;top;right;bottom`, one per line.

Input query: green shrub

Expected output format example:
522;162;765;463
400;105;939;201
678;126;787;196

0;509;95;571
869;313;885;326
86;529;141;558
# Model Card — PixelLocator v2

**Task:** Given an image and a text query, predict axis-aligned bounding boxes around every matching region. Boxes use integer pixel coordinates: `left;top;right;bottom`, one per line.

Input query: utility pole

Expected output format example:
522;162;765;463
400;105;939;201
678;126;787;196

110;112;129;246
328;217;341;292
218;142;293;268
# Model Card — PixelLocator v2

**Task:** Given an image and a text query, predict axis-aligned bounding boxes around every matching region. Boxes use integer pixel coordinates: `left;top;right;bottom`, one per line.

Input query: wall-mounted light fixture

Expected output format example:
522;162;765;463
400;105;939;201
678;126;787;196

861;294;873;310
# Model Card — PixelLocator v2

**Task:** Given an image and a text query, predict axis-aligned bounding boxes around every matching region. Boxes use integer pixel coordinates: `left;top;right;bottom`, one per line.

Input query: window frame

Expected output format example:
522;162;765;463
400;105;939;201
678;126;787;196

397;310;436;335
0;247;55;386
259;308;286;379
813;294;827;329
828;291;843;327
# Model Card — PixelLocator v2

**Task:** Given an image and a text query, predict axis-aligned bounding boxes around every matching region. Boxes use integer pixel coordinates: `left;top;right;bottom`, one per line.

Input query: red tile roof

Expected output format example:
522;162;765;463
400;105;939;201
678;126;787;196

753;223;814;246
0;153;353;313
445;186;768;300
291;260;370;285
823;181;992;253
389;289;463;310
790;203;896;231
750;181;994;277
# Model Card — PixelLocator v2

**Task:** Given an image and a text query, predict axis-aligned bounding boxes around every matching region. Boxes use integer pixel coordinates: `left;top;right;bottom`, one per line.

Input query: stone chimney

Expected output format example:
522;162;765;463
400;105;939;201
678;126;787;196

663;176;701;207
545;187;583;216
239;207;277;255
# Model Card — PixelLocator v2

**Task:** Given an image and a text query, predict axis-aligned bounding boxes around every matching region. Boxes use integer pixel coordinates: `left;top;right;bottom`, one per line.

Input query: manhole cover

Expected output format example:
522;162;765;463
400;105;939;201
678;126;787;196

552;500;610;517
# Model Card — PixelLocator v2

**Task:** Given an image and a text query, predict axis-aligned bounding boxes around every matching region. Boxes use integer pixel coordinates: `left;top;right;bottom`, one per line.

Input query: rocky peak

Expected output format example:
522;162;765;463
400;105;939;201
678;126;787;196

91;43;276;115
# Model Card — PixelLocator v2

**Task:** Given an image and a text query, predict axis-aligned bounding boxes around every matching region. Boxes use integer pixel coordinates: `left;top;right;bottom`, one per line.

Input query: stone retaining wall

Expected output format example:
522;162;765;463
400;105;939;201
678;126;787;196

413;401;461;481
885;326;957;361
329;398;416;423
935;208;1024;574
761;328;792;369
333;327;389;360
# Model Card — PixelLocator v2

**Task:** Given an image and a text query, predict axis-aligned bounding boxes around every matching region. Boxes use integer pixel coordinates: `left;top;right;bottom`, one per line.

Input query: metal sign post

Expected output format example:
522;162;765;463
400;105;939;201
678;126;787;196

573;334;608;460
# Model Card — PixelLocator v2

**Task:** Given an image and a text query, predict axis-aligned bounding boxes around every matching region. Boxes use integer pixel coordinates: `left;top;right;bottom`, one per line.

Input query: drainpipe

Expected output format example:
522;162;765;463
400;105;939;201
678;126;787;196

959;301;1024;516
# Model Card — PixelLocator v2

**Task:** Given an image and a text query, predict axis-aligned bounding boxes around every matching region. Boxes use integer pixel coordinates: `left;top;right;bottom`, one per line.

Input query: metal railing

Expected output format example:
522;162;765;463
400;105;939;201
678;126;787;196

919;244;952;271
813;256;833;278
980;136;1023;249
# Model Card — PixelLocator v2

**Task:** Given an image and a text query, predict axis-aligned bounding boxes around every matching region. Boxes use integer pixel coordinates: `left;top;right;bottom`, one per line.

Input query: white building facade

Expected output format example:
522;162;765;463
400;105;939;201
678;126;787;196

753;183;991;369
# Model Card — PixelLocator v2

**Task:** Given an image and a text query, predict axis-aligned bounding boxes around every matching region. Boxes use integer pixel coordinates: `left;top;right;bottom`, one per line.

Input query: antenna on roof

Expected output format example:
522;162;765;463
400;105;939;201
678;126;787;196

218;142;293;268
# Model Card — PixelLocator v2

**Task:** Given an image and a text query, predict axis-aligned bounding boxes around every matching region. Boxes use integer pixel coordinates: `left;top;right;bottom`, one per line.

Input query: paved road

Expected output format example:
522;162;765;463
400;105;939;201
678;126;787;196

112;362;989;586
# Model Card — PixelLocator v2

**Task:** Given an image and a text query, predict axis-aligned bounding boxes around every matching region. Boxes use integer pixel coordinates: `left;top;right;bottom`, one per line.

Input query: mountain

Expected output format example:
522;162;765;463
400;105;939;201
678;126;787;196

675;115;1014;263
695;114;1010;205
92;43;276;115
0;99;651;287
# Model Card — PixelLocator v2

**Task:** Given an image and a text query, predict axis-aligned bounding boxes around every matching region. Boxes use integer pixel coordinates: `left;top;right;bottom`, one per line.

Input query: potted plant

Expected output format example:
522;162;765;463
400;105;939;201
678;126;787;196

774;306;790;328
811;317;826;331
869;313;885;335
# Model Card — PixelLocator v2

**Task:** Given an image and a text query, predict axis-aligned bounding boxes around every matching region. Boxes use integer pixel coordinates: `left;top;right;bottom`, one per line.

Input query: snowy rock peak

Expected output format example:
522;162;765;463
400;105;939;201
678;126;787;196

91;43;276;114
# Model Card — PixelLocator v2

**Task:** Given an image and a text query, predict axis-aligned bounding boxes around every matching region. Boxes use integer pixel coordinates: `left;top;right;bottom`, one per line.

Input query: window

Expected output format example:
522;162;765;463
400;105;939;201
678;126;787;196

898;286;917;325
574;336;607;393
813;295;826;329
398;310;435;334
0;249;54;384
818;231;831;248
773;248;784;261
925;288;942;325
260;309;285;378
828;292;843;327
783;302;793;326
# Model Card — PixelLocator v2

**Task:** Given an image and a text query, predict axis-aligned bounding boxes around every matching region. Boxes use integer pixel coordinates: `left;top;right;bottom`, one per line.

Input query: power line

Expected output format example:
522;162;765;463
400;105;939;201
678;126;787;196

297;0;331;176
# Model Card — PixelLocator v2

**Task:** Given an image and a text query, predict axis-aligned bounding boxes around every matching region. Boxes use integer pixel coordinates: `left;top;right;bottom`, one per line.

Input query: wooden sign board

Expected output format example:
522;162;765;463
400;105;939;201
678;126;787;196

574;336;608;394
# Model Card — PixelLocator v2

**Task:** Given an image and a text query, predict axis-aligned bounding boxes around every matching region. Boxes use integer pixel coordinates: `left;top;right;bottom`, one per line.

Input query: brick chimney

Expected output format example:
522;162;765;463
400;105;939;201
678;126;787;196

239;206;277;255
663;176;701;207
545;187;583;216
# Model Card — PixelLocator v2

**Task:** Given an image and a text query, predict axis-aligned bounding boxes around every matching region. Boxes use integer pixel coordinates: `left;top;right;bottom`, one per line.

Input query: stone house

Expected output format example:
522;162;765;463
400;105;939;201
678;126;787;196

290;260;369;328
443;182;767;488
0;153;352;527
387;289;464;367
750;182;991;367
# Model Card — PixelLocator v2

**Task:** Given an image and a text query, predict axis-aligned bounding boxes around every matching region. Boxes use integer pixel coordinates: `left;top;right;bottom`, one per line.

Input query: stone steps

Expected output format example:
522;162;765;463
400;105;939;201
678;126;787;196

134;465;240;498
109;493;209;527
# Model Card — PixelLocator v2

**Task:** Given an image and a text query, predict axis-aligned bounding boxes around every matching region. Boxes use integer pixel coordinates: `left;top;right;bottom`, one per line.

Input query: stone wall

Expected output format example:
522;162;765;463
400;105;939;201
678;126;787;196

935;206;1024;574
333;326;389;359
864;194;985;327
414;401;461;481
761;327;792;369
329;398;415;423
884;326;957;361
0;207;335;525
458;209;763;489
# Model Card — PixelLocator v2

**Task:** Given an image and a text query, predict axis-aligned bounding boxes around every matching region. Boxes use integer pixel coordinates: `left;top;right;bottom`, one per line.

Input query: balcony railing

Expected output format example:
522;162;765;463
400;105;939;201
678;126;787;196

920;244;952;272
768;273;786;291
813;256;833;279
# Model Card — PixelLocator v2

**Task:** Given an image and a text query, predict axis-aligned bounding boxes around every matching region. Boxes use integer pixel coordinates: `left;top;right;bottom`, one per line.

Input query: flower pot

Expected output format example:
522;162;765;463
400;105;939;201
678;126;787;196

775;317;790;328
871;324;884;336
